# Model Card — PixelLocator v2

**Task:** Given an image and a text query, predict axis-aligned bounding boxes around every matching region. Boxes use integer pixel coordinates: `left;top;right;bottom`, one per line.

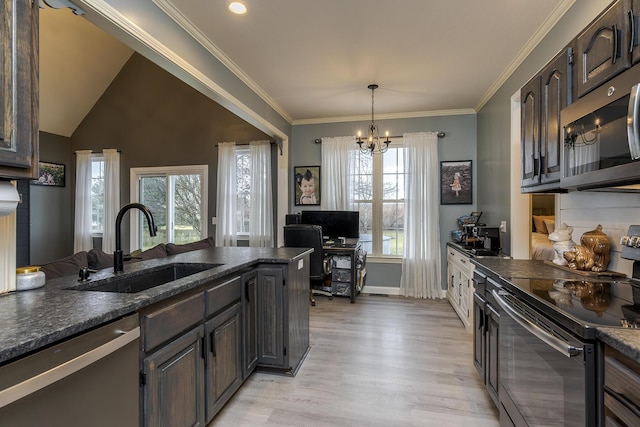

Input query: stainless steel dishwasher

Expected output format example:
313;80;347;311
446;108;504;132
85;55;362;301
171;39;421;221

0;314;140;427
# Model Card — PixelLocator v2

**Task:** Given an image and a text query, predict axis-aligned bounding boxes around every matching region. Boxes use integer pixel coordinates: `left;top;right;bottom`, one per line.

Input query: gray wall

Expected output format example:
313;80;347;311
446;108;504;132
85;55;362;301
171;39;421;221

29;132;73;264
290;114;477;289
476;0;612;255
67;53;271;253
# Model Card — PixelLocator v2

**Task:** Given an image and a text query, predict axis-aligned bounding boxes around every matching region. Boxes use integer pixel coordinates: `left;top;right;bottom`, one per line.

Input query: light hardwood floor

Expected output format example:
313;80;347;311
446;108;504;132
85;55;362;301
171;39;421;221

212;294;499;426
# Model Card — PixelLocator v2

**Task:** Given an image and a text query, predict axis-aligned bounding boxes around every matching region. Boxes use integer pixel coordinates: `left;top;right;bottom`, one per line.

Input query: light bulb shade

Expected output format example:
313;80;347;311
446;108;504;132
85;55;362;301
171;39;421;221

225;0;248;14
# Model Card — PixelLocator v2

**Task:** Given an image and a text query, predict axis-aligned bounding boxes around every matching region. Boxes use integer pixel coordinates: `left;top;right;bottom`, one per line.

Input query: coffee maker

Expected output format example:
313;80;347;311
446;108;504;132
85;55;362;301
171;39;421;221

472;226;501;256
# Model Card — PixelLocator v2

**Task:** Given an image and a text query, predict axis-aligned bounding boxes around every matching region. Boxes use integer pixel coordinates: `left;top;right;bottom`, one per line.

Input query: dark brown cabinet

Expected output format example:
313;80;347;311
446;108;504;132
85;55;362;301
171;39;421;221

486;302;500;407
473;291;486;381
576;0;630;98
0;0;39;180
603;345;640;426
143;326;206;427
204;303;243;422
242;269;259;377
257;258;310;376
521;46;571;193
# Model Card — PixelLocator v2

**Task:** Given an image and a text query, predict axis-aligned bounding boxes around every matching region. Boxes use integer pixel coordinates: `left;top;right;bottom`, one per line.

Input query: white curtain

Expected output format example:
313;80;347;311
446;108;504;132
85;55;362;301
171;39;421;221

400;132;443;299
249;140;273;247
74;150;93;252
102;149;120;253
216;142;238;247
321;136;356;210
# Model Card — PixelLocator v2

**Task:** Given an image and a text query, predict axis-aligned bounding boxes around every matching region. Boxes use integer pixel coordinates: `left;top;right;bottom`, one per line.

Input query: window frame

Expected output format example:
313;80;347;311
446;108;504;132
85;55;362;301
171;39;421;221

129;165;208;250
351;138;405;259
90;154;105;238
235;147;251;238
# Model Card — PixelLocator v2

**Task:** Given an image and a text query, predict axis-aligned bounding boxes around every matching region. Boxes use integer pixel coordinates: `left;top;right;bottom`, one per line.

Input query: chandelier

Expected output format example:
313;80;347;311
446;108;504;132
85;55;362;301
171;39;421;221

357;84;391;155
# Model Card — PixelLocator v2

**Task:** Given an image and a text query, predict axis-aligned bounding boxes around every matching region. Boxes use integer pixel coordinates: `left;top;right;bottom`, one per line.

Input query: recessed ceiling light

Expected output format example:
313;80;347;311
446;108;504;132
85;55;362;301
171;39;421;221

225;0;247;15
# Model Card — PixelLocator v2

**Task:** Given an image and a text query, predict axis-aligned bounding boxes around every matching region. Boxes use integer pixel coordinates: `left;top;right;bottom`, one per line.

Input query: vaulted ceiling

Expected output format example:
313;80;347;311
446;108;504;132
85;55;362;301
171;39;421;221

40;0;573;135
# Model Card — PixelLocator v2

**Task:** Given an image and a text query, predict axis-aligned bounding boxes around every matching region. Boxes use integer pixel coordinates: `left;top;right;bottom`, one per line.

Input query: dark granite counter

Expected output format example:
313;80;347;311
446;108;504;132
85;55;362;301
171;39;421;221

597;328;640;361
0;246;311;365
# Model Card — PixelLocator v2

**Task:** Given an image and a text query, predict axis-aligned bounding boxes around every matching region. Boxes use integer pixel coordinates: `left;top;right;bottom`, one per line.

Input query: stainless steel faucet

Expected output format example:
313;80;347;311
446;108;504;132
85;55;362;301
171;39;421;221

114;203;157;273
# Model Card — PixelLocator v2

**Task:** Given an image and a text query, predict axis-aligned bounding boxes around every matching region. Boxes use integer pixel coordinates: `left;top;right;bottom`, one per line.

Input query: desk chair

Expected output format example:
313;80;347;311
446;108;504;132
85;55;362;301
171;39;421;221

283;224;333;306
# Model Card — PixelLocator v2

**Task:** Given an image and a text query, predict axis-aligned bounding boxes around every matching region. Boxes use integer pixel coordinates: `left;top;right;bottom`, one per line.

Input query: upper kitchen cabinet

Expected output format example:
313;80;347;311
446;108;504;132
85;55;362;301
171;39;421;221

521;46;572;193
0;0;39;180
576;0;630;98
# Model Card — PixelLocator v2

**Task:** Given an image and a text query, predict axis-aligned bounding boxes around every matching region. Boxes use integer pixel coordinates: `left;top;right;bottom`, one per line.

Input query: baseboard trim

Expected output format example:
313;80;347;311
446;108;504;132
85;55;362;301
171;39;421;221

362;286;401;296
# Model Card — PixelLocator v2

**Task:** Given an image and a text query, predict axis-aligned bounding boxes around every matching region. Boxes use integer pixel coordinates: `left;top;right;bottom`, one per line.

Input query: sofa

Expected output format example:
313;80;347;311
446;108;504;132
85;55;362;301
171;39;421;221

39;237;215;280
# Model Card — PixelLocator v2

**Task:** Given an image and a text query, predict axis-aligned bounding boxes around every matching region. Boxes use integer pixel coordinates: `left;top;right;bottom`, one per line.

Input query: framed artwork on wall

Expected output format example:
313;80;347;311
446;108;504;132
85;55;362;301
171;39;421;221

31;161;65;187
440;160;472;205
294;165;320;206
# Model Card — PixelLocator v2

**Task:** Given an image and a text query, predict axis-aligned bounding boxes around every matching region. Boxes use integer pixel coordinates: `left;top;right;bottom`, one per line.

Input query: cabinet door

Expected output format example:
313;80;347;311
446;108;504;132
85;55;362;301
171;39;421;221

459;272;471;319
521;75;541;188
473;293;486;381
204;303;243;422
576;0;630;98
540;47;571;184
242;269;259;378
486;304;500;407
632;0;640;64
257;267;284;367
0;0;39;179
143;326;205;427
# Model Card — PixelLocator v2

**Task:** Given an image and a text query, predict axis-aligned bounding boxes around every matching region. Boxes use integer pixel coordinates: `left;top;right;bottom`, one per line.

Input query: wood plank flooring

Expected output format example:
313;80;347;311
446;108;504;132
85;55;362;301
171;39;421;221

211;294;499;426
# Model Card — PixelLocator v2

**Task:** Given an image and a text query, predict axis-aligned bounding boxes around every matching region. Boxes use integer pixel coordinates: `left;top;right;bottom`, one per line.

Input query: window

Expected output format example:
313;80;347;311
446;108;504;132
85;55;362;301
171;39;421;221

350;141;405;257
130;165;208;250
235;148;251;235
90;155;105;235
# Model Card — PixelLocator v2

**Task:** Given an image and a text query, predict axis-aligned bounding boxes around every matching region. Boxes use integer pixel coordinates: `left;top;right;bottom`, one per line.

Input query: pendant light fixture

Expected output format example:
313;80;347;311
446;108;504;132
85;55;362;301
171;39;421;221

357;84;391;155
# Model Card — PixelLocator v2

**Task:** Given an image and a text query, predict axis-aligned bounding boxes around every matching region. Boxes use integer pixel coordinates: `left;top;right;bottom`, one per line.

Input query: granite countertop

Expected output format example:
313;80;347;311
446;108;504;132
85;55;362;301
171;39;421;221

0;246;311;365
469;255;640;361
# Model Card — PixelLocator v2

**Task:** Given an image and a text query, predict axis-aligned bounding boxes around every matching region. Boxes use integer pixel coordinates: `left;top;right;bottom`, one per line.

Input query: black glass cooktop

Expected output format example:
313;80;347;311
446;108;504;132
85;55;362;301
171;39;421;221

508;277;640;329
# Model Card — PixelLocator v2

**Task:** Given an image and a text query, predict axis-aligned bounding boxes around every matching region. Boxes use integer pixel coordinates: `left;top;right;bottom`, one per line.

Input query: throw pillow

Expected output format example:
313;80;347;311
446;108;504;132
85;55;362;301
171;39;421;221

40;251;89;280
166;237;214;255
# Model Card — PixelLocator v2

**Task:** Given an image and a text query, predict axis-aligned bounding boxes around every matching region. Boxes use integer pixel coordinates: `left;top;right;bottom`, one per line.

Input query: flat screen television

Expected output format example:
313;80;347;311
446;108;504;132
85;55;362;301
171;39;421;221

300;210;360;239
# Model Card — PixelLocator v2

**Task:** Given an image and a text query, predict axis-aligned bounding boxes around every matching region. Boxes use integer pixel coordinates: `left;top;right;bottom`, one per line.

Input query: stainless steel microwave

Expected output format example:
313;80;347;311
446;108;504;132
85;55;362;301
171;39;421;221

561;63;640;191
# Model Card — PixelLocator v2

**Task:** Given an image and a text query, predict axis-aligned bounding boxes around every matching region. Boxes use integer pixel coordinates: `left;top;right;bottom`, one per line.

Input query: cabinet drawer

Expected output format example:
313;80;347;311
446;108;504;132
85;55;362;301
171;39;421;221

605;350;640;409
205;276;242;317
142;292;205;352
604;391;640;426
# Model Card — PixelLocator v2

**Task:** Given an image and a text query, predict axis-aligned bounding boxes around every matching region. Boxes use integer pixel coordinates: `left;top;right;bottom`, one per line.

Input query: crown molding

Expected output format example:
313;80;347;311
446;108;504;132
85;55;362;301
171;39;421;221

475;0;576;111
152;0;293;123
80;0;289;140
292;108;476;126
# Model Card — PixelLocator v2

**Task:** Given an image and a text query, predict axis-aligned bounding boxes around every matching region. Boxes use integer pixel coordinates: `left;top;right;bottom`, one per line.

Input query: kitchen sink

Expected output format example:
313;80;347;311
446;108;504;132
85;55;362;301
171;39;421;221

66;263;222;293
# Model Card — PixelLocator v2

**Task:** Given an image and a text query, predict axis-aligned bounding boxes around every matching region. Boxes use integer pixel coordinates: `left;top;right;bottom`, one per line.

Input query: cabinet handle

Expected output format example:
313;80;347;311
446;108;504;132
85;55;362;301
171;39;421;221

612;24;619;64
533;156;539;178
460;259;466;264
629;10;636;54
201;336;206;360
210;331;216;357
245;281;250;302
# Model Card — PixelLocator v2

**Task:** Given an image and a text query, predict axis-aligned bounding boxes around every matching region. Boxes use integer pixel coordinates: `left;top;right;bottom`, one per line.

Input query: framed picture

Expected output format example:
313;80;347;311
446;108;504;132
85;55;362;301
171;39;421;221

294;165;320;206
32;161;65;187
440;160;472;205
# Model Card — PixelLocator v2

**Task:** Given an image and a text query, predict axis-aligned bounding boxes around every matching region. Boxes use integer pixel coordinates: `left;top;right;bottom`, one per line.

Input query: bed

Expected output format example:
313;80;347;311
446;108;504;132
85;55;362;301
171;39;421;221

531;214;556;261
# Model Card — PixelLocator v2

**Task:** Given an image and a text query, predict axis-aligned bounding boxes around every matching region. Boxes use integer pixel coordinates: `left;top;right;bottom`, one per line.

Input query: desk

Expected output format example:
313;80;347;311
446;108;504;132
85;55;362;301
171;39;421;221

322;243;366;303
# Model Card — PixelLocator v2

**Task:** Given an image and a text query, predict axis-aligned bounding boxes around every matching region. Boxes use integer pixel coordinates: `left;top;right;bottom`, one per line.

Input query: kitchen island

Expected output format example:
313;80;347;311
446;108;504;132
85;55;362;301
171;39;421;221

0;246;312;426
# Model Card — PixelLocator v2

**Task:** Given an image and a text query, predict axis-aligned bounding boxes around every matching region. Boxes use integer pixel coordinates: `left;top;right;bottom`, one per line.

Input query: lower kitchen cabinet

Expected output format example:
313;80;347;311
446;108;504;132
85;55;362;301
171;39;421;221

257;258;310;375
242;269;259;377
473;291;486;380
447;245;475;333
204;303;243;422
486;299;500;406
142;326;206;427
603;345;640;426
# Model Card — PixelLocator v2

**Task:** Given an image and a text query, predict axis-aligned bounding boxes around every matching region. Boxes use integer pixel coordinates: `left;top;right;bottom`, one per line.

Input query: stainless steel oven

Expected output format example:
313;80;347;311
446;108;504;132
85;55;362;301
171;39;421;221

493;289;598;427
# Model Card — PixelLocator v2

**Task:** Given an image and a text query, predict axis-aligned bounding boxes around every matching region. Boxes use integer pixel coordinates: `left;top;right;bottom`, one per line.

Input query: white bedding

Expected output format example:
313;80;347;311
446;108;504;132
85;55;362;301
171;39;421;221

531;232;555;261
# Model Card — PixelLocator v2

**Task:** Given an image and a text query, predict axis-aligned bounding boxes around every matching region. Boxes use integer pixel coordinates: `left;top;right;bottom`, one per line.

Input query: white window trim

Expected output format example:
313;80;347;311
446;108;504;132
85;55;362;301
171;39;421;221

129;165;208;250
353;138;405;258
90;153;105;238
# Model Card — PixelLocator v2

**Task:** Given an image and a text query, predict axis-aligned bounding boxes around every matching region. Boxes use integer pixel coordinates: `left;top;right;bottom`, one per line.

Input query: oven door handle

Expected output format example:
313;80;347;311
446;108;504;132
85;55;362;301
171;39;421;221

492;290;583;358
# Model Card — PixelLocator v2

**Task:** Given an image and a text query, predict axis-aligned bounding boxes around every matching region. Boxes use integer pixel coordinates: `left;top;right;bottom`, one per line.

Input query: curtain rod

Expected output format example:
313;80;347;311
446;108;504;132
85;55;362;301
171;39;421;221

73;149;122;154
215;140;283;155
313;131;445;144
